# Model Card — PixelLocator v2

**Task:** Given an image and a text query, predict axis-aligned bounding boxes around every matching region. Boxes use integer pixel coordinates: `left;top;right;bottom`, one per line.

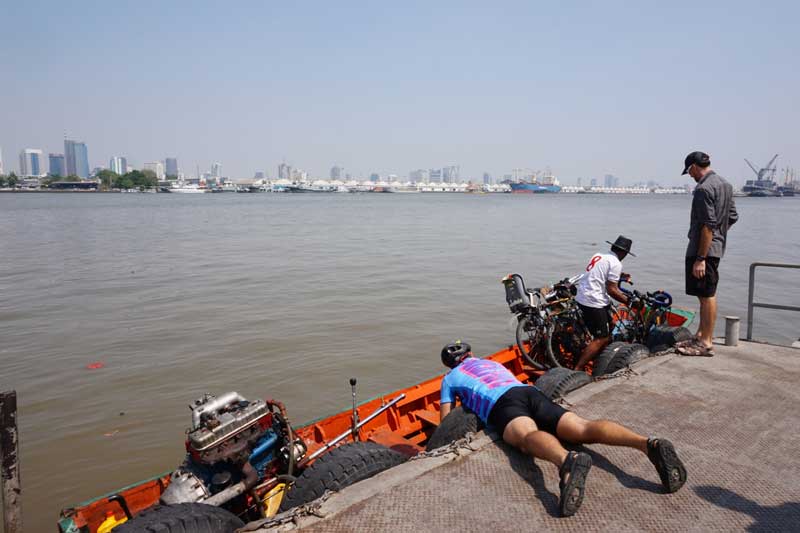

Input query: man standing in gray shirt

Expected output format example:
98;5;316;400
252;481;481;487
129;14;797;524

677;151;738;356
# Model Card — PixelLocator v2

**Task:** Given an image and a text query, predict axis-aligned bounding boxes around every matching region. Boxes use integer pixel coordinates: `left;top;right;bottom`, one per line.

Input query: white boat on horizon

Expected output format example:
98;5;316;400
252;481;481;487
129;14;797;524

166;182;208;193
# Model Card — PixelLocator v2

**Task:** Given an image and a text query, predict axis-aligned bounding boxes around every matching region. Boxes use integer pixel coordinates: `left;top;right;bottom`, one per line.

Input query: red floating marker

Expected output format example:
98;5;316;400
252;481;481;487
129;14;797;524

86;362;105;370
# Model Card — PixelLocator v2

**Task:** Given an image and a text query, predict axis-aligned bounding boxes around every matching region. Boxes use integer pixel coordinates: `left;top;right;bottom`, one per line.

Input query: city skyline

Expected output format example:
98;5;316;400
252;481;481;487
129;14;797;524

1;2;798;184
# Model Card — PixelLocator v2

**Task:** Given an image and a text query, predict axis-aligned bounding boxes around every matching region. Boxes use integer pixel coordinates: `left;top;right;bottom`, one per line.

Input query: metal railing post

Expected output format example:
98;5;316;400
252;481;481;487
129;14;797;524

746;262;800;342
747;264;756;341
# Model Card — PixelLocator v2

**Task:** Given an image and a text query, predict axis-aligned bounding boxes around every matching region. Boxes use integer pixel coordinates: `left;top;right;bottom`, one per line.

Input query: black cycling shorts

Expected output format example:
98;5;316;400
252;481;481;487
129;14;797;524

488;386;568;436
685;256;720;297
577;302;612;338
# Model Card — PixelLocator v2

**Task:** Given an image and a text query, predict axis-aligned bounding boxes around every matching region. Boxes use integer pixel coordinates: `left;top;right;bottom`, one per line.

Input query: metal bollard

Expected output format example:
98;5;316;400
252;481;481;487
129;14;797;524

724;316;740;346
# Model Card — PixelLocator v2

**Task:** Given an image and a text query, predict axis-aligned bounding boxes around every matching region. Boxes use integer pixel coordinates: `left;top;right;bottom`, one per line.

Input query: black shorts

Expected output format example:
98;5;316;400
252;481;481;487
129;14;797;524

577;302;611;338
685;256;720;297
488;386;568;435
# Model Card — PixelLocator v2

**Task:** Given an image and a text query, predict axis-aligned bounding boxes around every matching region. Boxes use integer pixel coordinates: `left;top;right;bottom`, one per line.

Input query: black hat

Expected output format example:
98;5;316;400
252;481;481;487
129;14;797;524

606;235;636;257
682;151;710;175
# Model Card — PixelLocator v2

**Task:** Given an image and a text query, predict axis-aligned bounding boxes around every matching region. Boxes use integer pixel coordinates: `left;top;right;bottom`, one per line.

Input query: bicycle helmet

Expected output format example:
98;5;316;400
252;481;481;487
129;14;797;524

441;341;472;368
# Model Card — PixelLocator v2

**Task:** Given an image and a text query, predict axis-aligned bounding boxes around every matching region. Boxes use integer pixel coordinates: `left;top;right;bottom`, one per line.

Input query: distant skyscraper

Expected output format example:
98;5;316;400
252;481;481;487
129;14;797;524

603;174;619;188
49;153;66;176
483;172;492;185
109;156;127;175
429;169;442;183
330;165;343;180
144;161;165;179
0;146;4;174
278;163;289;180
590;177;598;188
409;169;429;183
19;149;44;177
211;162;222;178
369;173;380;183
254;171;266;180
165;157;178;177
442;165;460;183
64;139;90;178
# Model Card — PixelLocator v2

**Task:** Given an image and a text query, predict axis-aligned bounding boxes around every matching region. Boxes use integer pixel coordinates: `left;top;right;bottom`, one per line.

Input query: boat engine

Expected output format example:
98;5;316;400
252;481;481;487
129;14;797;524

160;392;305;506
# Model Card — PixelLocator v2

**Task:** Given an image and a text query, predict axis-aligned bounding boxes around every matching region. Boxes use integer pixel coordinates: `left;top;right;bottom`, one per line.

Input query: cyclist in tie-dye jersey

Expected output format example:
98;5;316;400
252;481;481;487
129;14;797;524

438;341;687;517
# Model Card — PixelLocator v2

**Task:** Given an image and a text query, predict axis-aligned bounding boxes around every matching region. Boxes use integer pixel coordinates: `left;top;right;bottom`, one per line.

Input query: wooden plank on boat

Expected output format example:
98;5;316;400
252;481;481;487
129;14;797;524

367;429;423;457
412;409;440;427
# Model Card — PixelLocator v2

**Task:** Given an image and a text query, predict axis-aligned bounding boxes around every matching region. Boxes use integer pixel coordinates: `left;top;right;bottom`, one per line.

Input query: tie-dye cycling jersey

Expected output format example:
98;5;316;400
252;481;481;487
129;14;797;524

440;357;526;423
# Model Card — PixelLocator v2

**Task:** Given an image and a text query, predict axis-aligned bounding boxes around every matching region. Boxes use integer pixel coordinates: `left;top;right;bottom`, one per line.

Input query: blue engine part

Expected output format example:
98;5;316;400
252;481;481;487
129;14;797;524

249;425;281;478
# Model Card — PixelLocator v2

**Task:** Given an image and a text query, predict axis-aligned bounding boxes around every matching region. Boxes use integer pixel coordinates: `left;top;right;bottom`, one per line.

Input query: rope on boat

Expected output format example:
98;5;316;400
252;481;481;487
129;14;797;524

410;432;480;460
236;490;334;532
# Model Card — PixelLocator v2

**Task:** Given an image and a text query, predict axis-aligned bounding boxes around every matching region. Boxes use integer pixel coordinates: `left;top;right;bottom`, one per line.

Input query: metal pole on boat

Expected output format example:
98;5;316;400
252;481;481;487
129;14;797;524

1;390;22;533
306;393;406;462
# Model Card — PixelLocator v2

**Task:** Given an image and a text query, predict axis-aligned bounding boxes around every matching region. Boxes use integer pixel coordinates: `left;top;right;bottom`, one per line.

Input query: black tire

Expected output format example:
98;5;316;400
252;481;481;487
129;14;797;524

646;326;693;353
425;406;484;451
603;343;649;374
592;341;628;377
114;503;244;533
516;317;558;369
534;368;592;401
279;442;406;512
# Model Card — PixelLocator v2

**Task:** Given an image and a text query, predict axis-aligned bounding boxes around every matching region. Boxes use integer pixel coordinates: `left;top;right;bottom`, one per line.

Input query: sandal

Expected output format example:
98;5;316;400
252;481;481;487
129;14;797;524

559;451;592;517
647;437;687;493
676;338;715;357
674;337;698;348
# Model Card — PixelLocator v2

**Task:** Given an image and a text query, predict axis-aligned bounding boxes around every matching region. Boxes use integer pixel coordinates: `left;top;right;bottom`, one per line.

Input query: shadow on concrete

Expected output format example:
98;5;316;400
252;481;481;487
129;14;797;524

570;444;662;494
496;441;560;517
695;485;800;533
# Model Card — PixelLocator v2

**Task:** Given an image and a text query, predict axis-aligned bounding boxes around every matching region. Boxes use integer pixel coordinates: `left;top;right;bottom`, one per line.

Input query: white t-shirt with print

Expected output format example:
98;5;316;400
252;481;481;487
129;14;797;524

576;252;622;308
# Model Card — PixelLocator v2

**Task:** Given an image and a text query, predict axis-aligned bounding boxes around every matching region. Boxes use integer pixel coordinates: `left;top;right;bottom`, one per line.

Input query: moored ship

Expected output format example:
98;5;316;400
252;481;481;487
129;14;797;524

510;173;561;194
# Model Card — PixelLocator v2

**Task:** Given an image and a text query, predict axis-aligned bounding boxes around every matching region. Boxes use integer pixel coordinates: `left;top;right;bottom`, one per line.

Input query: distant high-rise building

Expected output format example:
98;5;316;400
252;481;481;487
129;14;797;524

49;153;66;176
165;157;178;177
0;146;4;175
442;165;460;183
278;163;290;180
211;162;222;178
590;178;598;188
254;171;266;180
483;172;492;185
603;174;619;188
577;177;582;187
330;165;343;180
429;168;442;183
64;139;90;178
109;156;127;175
409;169;429;183
19;149;44;177
144;161;165;179
369;173;380;183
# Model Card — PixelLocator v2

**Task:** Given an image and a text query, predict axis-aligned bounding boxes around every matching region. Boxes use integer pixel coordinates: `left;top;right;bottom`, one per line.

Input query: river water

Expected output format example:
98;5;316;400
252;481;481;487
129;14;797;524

0;192;797;531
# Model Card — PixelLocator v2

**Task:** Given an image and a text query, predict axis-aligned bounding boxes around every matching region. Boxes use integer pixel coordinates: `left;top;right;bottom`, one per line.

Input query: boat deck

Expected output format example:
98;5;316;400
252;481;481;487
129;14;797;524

255;340;800;532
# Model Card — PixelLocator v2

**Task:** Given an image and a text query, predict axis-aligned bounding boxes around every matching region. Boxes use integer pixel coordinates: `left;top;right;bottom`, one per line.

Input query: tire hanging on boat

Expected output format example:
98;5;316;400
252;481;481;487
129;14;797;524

113;502;244;533
647;326;693;353
425;406;484;451
278;442;406;512
534;368;592;401
592;341;628;376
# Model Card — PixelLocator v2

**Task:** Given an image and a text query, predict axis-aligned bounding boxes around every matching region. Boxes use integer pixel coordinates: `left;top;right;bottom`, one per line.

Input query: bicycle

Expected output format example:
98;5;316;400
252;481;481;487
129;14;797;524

611;280;673;344
502;273;589;370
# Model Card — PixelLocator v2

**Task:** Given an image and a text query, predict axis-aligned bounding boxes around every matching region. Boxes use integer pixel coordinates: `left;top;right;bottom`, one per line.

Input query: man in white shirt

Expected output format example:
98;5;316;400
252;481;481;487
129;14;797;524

573;236;634;371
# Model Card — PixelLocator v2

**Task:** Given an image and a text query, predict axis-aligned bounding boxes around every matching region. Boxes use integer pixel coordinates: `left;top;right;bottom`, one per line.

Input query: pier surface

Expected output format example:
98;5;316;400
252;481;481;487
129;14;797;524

257;341;799;532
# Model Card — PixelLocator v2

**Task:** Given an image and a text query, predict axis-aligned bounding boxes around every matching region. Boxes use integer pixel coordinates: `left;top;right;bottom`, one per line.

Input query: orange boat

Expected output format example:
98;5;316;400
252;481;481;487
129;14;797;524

57;313;692;532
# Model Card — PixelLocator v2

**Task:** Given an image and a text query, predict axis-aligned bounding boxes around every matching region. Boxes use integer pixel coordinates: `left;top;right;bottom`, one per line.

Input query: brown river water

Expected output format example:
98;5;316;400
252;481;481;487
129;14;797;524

0;192;797;531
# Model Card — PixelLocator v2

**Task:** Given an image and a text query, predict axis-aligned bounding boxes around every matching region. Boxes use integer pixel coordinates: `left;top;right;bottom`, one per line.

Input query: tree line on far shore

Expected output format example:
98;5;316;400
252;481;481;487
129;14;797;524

0;169;159;190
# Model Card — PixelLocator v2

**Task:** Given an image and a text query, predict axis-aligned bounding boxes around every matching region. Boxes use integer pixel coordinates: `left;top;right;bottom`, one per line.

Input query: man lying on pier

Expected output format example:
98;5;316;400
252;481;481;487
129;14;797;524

438;341;687;517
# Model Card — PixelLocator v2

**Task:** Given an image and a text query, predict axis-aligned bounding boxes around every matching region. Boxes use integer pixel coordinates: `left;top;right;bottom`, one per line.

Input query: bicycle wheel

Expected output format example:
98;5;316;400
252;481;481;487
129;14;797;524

544;322;565;368
515;316;550;370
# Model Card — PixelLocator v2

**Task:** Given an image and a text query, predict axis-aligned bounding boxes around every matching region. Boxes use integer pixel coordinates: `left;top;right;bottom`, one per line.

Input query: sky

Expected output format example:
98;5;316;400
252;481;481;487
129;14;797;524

1;1;798;185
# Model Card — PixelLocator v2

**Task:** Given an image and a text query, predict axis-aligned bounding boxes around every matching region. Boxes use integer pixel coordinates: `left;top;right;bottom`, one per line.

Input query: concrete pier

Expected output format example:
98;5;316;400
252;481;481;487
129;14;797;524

256;341;800;532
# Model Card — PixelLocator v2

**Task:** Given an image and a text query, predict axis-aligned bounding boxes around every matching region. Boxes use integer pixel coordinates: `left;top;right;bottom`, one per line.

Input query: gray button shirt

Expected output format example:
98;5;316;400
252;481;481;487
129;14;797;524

687;171;738;258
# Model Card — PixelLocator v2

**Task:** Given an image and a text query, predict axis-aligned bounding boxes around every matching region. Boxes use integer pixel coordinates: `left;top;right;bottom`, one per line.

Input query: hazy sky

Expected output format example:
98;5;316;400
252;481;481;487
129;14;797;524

2;1;798;184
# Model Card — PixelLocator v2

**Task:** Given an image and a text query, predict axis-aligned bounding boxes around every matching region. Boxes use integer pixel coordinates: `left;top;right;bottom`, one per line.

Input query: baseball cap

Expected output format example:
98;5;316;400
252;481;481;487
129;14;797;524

682;151;710;175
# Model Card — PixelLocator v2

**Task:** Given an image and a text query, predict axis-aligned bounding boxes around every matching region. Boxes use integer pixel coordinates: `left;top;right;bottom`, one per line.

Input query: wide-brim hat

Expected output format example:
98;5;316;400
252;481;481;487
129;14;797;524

606;235;636;256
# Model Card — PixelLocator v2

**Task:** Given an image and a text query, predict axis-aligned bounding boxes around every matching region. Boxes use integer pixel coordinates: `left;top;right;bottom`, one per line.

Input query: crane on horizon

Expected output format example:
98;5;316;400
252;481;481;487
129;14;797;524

744;154;779;182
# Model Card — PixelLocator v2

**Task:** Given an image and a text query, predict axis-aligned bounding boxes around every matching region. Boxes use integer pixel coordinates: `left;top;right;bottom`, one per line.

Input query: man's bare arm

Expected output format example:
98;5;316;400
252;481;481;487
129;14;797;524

606;280;629;304
693;225;713;279
440;402;452;423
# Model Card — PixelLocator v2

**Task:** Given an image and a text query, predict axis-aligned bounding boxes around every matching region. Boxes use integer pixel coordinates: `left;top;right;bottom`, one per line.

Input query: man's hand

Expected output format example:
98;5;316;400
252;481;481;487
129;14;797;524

693;259;706;279
620;272;632;283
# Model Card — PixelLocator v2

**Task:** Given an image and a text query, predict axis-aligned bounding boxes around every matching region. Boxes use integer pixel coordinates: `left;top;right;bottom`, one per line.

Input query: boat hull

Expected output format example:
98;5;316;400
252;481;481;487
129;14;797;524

58;307;693;531
510;183;561;193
